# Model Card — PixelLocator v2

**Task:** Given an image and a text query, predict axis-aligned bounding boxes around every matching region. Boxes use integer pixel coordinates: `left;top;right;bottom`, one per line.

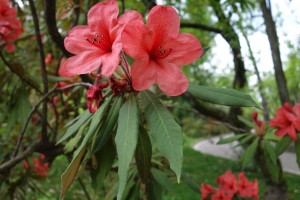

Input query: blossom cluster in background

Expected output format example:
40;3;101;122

23;154;49;177
0;0;23;52
200;171;259;200
270;103;300;141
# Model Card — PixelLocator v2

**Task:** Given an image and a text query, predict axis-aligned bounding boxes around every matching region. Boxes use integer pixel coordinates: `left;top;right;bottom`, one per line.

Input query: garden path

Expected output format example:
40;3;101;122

193;134;300;175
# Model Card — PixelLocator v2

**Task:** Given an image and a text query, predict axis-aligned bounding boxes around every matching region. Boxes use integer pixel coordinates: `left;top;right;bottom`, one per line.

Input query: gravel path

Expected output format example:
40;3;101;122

193;134;300;175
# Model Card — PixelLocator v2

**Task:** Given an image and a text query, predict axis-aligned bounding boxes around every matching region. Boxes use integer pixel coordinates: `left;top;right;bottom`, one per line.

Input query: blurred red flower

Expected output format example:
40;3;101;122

237;173;259;200
270;103;300;141
0;0;23;52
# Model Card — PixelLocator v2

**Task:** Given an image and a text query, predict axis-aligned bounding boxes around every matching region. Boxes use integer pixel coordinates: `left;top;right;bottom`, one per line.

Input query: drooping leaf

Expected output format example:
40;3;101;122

74;97;112;158
237;134;255;146
265;154;280;182
146;180;162;200
242;137;259;168
217;134;248;144
140;91;182;183
275;135;292;156
135;126;152;183
92;95;122;153
57;110;92;144
295;139;300;169
115;94;139;200
263;140;277;166
182;173;200;193
188;84;261;109
91;139;116;189
60;146;87;199
151;168;172;191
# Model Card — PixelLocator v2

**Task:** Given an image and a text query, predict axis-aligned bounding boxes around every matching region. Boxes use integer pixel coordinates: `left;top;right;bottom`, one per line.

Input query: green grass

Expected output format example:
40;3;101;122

163;137;300;200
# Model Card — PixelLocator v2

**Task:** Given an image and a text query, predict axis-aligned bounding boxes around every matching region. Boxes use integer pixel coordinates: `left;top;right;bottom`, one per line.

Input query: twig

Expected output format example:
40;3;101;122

78;177;92;200
12;82;91;157
44;0;72;57
0;144;37;173
180;22;222;34
29;0;49;143
121;0;125;14
0;51;43;94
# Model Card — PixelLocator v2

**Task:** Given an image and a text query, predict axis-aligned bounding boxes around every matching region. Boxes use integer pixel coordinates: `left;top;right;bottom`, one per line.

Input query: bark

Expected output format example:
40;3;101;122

260;0;290;104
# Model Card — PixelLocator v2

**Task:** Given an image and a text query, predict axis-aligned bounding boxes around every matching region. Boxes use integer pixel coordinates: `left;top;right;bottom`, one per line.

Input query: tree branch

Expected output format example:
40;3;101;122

180;22;222;34
12;83;91;157
44;0;72;57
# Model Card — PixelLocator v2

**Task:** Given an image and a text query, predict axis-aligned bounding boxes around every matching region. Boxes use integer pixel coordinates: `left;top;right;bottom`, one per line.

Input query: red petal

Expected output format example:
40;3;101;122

64;26;99;54
87;0;118;33
117;10;143;29
156;61;188;96
294;104;300;117
59;51;103;77
146;6;180;47
131;57;156;91
100;42;121;76
288;126;297;141
167;33;203;66
122;20;153;58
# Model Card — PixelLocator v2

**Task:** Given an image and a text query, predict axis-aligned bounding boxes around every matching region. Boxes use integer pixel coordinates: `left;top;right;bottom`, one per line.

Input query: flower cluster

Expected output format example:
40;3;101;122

23;154;49;177
60;0;202;100
270;103;300;141
0;0;23;52
200;171;259;200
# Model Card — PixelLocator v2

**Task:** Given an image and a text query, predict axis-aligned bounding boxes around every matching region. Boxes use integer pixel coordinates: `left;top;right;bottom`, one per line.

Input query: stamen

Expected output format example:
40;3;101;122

85;33;111;51
151;46;172;59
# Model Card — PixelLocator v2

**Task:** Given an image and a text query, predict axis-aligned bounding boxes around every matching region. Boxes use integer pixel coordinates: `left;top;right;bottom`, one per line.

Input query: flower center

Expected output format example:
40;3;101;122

150;46;172;59
85;33;111;51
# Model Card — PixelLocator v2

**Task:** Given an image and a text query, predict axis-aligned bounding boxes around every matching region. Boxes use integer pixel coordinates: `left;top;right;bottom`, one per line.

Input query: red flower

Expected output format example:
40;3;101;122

237;173;259;200
270;103;300;141
60;0;142;77
200;183;215;200
122;6;202;96
0;0;23;52
45;53;52;64
33;154;49;177
216;171;237;197
211;189;232;200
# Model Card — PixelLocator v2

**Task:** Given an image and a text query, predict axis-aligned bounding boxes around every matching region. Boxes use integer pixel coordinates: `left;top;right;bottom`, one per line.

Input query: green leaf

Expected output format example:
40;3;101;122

135;126;152;183
242;137;259;168
47;75;71;82
151;168;172;191
265;154;280;182
275;136;292;156
92;96;122;153
60;146;87;199
146;181;162;200
140;91;182;183
91;139;116;189
57;110;92;144
182;173;200;193
74;97;112;158
188;84;261;109
115;94;139;200
295;139;300;169
217;134;248;144
263;140;277;166
237;134;255;146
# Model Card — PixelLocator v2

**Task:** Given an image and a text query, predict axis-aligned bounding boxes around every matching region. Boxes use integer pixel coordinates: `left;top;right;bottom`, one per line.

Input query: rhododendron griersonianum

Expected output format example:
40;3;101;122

122;6;202;96
0;0;23;52
270;103;300;141
60;0;142;77
200;171;259;200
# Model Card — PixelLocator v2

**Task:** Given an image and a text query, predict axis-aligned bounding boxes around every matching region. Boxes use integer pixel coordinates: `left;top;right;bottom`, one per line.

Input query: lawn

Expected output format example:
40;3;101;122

163;137;300;200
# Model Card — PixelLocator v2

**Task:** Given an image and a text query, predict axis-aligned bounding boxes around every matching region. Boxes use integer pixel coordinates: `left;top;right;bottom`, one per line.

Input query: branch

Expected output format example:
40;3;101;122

0;144;36;174
44;0;72;57
29;0;49;143
0;51;42;94
71;0;80;28
180;22;222;34
12;83;91;157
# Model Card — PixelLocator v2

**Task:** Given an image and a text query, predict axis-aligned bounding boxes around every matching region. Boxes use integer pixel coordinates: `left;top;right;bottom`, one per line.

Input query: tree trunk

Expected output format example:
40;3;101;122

260;0;290;104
